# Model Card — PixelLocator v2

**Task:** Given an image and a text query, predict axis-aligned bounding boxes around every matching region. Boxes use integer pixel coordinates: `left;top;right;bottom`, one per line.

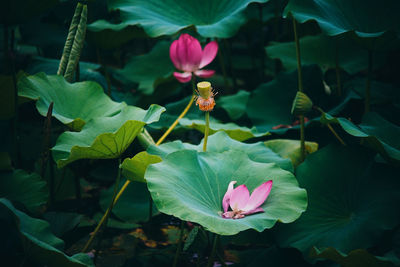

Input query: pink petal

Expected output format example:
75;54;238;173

230;184;250;211
176;34;202;72
169;40;182;70
199;41;218;68
194;69;215;78
242;207;264;215
173;72;192;83
244;180;273;212
222;181;237;212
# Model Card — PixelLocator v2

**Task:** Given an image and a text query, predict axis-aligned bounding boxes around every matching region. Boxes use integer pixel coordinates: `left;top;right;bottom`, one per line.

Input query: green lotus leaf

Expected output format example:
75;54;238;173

246;65;327;132
284;0;400;38
0;198;92;266
87;20;147;49
267;35;381;75
100;179;157;223
145;150;307;235
121;152;162;183
320;112;400;163
0;170;48;214
52;104;165;168
218;90;250;120
18;73;125;131
179;117;269;141
276;145;400;255
264;139;318;168
310;247;396;267
107;0;269;38
112;41;175;95
148;131;293;172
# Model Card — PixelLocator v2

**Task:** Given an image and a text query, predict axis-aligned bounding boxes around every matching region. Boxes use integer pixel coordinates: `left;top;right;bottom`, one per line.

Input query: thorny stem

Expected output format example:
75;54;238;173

206;234;219;267
365;49;372;114
156;78;196;145
172;220;185;267
292;16;306;162
203;112;210;152
82;158;122;252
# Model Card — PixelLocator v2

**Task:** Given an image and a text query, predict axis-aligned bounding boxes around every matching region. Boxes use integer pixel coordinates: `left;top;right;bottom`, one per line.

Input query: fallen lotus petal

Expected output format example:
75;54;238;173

170;34;218;83
222;180;273;219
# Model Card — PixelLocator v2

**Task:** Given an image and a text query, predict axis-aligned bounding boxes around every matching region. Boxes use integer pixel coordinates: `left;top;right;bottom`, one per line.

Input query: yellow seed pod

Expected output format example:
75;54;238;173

197;81;212;99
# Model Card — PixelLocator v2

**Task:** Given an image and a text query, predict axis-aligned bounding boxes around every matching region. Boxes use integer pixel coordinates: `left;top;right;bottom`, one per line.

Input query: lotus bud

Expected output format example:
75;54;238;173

291;91;313;116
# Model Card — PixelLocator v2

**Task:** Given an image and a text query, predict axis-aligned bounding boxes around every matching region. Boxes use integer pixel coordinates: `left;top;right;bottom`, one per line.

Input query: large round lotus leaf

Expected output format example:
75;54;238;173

18;73;125;131
321;112;400;163
100;179;157;223
1;0;58;25
276;145;400;255
246;65;327;132
108;0;269;38
179;117;269;141
284;0;400;38
148;131;293;172
87;20;147;49
112;41;175;95
52;104;165;168
264;139;318;168
310;247;395;267
0;170;48;214
145;150;307;235
266;35;382;75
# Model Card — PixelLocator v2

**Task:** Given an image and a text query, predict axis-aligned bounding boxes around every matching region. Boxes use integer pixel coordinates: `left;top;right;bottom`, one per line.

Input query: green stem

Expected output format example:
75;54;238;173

315;106;346;146
148;196;153;222
365;50;372;114
292;16;306;162
156;79;196;146
206;234;219;267
203;112;210;152
258;3;265;80
82;158;122;252
172;220;185;267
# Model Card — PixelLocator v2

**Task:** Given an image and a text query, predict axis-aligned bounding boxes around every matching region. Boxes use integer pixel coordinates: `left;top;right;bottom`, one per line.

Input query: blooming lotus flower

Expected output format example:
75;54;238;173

170;34;218;83
222;180;273;219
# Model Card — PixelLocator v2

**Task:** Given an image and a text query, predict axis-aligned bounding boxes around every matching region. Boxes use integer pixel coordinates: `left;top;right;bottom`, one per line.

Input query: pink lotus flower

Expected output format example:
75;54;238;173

170;34;218;83
222;180;273;219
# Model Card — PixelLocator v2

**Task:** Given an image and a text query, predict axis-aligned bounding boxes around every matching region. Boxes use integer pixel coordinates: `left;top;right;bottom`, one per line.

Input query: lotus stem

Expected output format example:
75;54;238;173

315;106;346;146
82;158;122;252
206;234;219;267
40;102;54;204
203;112;210;152
292;16;306;162
172;220;185;267
365;49;372;114
156;78;196;145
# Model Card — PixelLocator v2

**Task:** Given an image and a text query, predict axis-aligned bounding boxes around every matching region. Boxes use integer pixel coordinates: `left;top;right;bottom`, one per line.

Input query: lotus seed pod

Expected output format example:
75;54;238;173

197;81;212;99
291;91;313;116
